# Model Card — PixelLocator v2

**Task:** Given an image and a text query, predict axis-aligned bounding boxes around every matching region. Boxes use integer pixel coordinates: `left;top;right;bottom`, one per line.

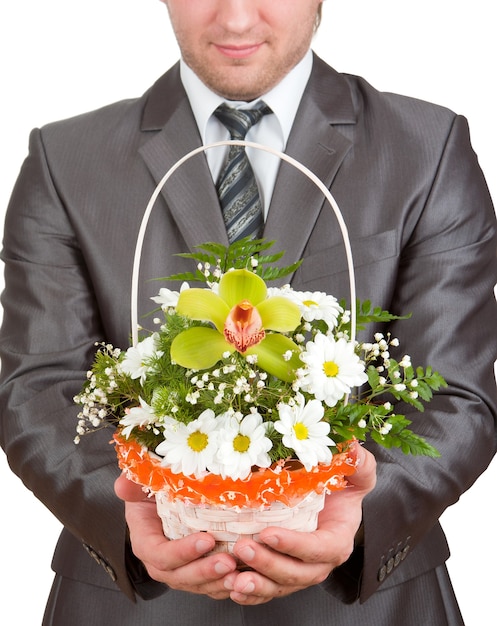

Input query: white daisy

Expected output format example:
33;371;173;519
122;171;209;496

155;409;219;478
266;284;293;299
119;397;155;439
274;394;334;471
212;412;272;480
298;334;368;407
150;282;189;310
287;290;342;329
120;334;163;384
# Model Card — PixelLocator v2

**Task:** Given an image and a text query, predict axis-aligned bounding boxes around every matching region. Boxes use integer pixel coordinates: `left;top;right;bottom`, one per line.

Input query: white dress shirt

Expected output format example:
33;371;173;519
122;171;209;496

180;50;313;218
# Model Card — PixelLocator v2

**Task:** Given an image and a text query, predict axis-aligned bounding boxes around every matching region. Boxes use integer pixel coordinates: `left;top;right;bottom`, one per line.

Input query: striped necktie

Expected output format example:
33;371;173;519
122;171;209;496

214;101;271;242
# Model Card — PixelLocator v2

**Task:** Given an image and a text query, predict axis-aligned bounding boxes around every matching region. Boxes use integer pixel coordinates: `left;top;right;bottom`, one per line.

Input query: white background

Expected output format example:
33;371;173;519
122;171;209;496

1;1;495;623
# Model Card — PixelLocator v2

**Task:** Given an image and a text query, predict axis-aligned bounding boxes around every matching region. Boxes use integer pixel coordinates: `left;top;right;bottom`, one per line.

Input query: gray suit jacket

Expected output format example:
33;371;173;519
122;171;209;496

1;54;496;622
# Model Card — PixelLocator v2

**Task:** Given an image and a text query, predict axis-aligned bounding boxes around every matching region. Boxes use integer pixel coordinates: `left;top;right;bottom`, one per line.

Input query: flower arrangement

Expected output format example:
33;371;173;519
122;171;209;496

75;238;445;550
75;238;443;490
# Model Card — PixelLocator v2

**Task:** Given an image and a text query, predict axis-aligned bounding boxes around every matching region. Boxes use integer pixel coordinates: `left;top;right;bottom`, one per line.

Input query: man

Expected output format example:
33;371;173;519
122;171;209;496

1;1;496;624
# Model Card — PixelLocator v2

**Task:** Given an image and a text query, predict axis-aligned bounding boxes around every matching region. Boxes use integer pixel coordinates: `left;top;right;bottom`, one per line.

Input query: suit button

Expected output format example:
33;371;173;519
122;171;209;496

83;543;102;565
401;545;410;560
83;543;116;581
386;557;395;574
103;563;117;582
378;565;387;582
394;551;402;567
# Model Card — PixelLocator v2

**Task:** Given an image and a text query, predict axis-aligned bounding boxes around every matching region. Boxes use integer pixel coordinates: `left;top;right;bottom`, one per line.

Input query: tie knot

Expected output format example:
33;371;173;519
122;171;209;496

214;101;271;140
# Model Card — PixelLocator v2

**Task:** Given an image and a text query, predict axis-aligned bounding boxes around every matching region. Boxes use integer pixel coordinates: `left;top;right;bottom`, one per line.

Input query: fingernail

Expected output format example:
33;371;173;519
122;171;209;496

214;561;232;575
262;534;279;547
223;576;235;591
238;545;255;562
241;581;255;594
195;539;212;554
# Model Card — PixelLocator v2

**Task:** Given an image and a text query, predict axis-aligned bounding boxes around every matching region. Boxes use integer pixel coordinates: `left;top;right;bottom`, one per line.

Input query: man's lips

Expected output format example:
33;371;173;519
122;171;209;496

214;43;262;59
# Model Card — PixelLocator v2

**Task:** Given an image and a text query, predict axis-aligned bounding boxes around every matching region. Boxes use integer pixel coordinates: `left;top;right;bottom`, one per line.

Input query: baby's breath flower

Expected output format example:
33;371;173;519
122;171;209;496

74;241;443;474
186;390;200;404
379;423;393;435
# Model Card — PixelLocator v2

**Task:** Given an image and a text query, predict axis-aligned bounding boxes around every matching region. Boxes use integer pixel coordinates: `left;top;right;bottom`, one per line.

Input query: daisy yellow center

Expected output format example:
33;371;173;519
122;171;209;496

187;430;208;452
293;422;309;440
323;360;339;377
303;299;318;307
233;433;251;453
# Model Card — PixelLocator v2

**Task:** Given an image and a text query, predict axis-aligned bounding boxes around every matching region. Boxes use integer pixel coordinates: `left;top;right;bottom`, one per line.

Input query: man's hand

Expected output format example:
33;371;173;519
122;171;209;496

114;442;376;604
114;475;239;599
228;442;376;605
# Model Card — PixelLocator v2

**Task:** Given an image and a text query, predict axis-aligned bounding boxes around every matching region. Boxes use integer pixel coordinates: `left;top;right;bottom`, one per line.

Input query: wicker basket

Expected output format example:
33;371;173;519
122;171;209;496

155;489;326;556
115;433;356;555
123;141;358;553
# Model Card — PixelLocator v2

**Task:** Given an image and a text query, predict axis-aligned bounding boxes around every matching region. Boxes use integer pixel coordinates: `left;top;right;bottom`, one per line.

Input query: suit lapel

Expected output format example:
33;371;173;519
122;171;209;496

138;65;229;252
264;55;356;279
138;56;356;263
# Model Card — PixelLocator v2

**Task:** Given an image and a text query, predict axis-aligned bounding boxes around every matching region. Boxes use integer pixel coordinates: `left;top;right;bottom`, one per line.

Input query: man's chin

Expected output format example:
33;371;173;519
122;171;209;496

207;71;271;102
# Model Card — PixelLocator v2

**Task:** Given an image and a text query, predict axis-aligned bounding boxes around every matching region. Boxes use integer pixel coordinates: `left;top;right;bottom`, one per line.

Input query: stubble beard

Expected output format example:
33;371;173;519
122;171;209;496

182;37;313;102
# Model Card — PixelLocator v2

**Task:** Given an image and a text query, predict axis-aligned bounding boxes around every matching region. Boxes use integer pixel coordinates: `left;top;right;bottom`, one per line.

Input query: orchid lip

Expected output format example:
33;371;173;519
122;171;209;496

224;300;265;353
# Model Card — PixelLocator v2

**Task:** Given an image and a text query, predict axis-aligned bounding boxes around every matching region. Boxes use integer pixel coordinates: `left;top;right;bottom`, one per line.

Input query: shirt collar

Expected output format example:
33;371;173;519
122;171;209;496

180;50;313;147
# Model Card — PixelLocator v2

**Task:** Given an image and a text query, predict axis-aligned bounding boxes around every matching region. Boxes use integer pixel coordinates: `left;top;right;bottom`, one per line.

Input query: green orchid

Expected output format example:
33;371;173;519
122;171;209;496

170;269;302;381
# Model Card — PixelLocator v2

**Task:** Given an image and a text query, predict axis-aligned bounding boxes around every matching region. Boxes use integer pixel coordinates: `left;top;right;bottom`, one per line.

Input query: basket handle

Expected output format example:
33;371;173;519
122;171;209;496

131;140;356;347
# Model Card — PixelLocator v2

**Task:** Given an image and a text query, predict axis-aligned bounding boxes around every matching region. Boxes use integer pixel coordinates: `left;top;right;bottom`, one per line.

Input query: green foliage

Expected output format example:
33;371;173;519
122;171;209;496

162;237;302;284
75;238;446;463
337;299;411;335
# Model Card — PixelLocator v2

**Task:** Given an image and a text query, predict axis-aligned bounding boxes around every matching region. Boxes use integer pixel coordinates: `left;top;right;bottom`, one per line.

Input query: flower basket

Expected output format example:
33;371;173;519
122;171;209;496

114;433;356;555
124;141;361;550
75;141;443;557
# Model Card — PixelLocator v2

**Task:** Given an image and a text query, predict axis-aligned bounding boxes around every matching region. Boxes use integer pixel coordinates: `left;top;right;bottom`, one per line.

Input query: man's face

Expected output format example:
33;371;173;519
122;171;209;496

162;0;322;101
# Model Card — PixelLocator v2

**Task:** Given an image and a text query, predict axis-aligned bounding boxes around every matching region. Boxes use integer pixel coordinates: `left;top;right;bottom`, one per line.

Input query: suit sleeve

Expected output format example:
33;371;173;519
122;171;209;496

0;128;163;601
326;114;497;602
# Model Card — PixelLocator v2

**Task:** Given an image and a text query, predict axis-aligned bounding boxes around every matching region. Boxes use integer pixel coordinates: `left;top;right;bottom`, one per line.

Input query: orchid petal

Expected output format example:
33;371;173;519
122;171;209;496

171;327;234;370
257;296;301;332
219;269;267;308
247;334;302;382
176;289;229;332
